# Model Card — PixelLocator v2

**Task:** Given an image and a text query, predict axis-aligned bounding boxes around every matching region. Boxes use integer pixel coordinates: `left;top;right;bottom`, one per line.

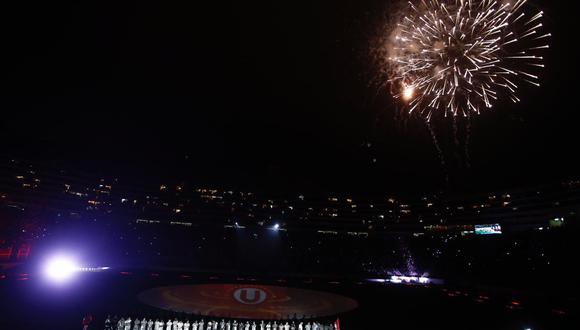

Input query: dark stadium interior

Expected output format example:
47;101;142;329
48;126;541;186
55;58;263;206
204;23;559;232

1;0;579;329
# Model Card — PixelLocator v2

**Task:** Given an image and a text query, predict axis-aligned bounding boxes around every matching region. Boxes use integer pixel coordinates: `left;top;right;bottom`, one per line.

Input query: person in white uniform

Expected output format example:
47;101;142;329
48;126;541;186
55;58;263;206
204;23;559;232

117;318;125;330
133;318;141;330
166;319;173;330
184;320;190;330
124;317;132;330
104;315;113;330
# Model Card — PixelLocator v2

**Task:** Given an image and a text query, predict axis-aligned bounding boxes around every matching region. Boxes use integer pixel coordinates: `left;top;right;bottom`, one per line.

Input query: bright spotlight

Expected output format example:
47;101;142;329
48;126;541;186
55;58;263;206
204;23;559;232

273;223;280;230
44;256;78;283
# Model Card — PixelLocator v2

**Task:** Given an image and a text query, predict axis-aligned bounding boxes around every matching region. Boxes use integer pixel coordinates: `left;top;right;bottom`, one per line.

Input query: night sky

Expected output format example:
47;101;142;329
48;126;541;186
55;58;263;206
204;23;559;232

0;0;578;195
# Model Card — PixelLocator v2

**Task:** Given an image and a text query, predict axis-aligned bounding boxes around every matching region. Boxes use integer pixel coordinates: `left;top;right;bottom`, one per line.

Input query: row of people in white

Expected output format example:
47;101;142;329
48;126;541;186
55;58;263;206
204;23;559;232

106;317;337;330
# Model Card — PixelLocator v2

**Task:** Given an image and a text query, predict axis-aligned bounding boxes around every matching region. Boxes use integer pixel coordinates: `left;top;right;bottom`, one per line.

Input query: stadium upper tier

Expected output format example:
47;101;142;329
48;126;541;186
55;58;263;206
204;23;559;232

1;158;578;292
1;158;578;236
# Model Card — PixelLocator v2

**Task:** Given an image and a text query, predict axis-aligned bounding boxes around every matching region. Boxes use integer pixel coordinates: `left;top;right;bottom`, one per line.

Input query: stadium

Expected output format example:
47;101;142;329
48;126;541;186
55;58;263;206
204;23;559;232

1;0;578;329
1;158;578;329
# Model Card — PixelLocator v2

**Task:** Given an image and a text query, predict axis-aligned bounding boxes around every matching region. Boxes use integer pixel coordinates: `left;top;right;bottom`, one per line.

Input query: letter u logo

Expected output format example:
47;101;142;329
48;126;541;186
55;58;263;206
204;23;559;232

234;288;267;305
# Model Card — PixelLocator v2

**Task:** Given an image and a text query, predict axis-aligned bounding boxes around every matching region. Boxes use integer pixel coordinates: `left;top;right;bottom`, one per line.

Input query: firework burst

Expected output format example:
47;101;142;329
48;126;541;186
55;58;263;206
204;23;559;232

383;0;549;121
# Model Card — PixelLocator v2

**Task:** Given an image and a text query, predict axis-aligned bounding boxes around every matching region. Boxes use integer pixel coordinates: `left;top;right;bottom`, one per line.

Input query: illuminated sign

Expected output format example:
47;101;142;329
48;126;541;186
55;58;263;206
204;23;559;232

474;224;502;235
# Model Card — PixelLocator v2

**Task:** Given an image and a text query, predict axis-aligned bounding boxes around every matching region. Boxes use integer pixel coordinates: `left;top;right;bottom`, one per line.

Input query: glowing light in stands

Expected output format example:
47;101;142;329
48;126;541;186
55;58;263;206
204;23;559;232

368;276;442;285
76;266;110;272
0;247;13;260
16;244;30;259
551;309;566;315
506;300;524;310
366;278;387;283
43;255;78;283
390;276;402;284
390;275;430;284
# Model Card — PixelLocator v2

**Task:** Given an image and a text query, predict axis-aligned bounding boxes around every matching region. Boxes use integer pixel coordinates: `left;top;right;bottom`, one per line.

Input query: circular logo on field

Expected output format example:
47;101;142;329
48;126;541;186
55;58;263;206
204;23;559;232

233;288;267;305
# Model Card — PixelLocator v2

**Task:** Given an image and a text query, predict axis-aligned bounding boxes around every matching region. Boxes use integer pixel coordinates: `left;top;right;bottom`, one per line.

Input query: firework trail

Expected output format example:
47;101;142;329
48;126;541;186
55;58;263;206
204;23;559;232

381;0;549;121
464;116;471;167
426;121;450;182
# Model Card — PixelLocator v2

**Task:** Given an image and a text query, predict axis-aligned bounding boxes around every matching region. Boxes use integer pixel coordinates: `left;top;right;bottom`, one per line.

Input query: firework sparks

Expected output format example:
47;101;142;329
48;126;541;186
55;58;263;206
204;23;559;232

402;85;416;101
383;0;549;121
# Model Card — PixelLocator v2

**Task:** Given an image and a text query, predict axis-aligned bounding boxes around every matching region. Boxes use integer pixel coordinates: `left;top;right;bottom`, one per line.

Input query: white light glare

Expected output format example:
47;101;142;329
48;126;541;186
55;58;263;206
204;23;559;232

44;256;78;283
389;275;431;284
